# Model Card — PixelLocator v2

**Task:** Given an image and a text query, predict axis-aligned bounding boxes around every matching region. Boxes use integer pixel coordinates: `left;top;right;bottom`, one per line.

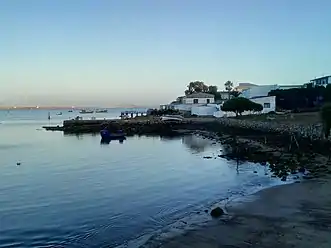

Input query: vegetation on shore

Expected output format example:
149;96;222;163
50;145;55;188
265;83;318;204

269;84;331;111
183;81;239;101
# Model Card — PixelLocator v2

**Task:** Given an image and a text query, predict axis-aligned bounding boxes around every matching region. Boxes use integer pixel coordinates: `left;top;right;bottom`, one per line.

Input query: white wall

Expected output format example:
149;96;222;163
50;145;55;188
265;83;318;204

172;104;193;111
191;104;220;116
241;85;279;99
184;97;215;104
251;96;276;113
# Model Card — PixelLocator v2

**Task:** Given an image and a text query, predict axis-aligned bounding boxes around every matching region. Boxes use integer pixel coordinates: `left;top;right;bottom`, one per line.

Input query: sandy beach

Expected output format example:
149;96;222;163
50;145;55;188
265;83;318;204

144;176;331;248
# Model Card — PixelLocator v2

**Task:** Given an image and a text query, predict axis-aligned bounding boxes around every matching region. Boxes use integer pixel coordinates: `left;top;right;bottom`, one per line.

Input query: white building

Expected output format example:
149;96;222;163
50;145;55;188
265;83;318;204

310;75;331;87
240;85;278;99
160;93;215;113
183;93;215;104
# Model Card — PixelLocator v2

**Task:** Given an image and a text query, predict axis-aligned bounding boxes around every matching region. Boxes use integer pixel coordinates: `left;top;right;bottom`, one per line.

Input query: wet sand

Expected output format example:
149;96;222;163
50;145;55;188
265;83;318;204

144;177;331;248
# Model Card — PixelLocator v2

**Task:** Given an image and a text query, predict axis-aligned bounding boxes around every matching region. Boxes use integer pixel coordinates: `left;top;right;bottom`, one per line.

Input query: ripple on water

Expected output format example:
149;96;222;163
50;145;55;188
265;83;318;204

0;131;289;248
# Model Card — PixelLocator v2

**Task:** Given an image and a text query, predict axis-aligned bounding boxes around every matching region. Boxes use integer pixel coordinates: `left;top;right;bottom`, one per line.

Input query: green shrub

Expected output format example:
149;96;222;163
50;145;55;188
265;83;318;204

221;97;263;116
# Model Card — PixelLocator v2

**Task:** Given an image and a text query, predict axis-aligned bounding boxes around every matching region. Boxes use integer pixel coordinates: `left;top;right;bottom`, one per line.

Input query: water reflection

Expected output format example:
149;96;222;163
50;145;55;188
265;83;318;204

181;135;212;153
63;133;98;140
100;138;126;145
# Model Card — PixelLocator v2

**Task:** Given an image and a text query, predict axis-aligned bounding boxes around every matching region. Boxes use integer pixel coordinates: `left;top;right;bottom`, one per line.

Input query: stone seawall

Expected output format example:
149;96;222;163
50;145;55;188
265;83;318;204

44;119;218;136
43;117;330;155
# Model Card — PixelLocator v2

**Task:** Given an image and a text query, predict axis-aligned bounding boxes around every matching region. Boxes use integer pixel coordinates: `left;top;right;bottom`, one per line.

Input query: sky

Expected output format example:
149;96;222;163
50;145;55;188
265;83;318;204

1;0;331;107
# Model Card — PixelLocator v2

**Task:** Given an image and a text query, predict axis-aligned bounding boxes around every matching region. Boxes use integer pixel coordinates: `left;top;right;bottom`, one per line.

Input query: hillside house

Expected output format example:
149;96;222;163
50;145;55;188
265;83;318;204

183;93;215;104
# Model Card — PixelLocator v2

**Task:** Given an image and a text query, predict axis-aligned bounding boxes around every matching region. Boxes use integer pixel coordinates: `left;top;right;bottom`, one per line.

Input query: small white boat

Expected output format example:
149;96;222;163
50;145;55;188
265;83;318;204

160;115;184;122
79;109;94;114
96;109;108;113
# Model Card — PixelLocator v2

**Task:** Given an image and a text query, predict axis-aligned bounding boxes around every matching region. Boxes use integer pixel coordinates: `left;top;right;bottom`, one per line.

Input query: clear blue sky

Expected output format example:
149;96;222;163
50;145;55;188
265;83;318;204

1;0;331;107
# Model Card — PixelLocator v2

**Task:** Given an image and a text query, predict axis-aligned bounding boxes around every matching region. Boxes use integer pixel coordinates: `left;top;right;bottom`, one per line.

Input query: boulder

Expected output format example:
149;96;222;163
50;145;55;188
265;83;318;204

210;207;224;218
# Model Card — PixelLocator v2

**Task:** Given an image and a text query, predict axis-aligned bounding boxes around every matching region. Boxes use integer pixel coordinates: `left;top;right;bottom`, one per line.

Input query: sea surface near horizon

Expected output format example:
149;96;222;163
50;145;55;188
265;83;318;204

0;109;285;247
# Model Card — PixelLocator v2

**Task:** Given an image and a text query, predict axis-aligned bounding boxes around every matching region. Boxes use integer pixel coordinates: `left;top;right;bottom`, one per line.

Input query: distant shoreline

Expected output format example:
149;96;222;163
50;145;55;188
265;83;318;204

0;106;149;110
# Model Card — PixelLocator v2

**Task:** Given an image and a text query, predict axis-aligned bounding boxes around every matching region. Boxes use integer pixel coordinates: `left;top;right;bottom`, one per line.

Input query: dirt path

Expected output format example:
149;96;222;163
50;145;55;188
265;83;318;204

147;177;331;248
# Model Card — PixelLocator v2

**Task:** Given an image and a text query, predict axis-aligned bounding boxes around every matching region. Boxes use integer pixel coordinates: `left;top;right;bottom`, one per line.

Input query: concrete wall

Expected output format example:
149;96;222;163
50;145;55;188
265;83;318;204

241;85;279;99
172;104;193;111
184;97;215;104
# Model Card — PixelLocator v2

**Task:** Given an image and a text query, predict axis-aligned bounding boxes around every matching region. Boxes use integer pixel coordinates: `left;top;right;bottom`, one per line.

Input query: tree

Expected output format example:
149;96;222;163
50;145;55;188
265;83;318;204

185;81;208;95
251;101;263;112
320;103;331;138
269;86;326;111
224;81;233;92
208;85;218;94
230;90;241;98
184;81;220;100
221;97;263;117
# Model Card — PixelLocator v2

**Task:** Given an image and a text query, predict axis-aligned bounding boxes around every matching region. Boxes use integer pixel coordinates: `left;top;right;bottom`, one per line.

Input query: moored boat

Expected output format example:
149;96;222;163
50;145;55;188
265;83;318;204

79;109;94;114
160;115;184;122
96;109;108;113
100;129;126;141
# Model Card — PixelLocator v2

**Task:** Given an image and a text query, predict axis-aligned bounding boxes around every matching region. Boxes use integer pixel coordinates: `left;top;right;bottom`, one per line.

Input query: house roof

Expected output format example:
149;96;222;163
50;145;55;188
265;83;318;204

237;83;257;87
311;75;331;81
185;92;215;98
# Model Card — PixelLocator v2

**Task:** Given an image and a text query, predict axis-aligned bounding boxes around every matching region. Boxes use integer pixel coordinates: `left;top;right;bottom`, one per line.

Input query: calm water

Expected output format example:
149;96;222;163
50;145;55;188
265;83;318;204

0;109;284;247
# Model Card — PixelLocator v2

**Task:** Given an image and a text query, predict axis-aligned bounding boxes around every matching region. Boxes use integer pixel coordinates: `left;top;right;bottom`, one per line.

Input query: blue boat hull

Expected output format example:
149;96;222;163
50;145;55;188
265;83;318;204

100;130;126;141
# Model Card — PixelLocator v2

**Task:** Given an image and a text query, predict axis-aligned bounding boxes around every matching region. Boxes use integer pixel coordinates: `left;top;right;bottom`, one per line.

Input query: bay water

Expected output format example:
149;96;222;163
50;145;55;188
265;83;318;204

0;109;284;247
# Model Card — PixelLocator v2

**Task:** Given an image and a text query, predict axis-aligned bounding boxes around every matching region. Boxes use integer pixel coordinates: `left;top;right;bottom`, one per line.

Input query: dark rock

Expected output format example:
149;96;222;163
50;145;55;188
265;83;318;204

204;210;208;213
281;176;287;181
203;156;213;159
298;167;306;173
253;171;258;173
210;207;224;218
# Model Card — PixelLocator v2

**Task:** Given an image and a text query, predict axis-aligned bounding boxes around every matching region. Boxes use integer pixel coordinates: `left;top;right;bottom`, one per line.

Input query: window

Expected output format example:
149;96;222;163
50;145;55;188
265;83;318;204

207;99;210;104
193;99;199;104
264;103;270;108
